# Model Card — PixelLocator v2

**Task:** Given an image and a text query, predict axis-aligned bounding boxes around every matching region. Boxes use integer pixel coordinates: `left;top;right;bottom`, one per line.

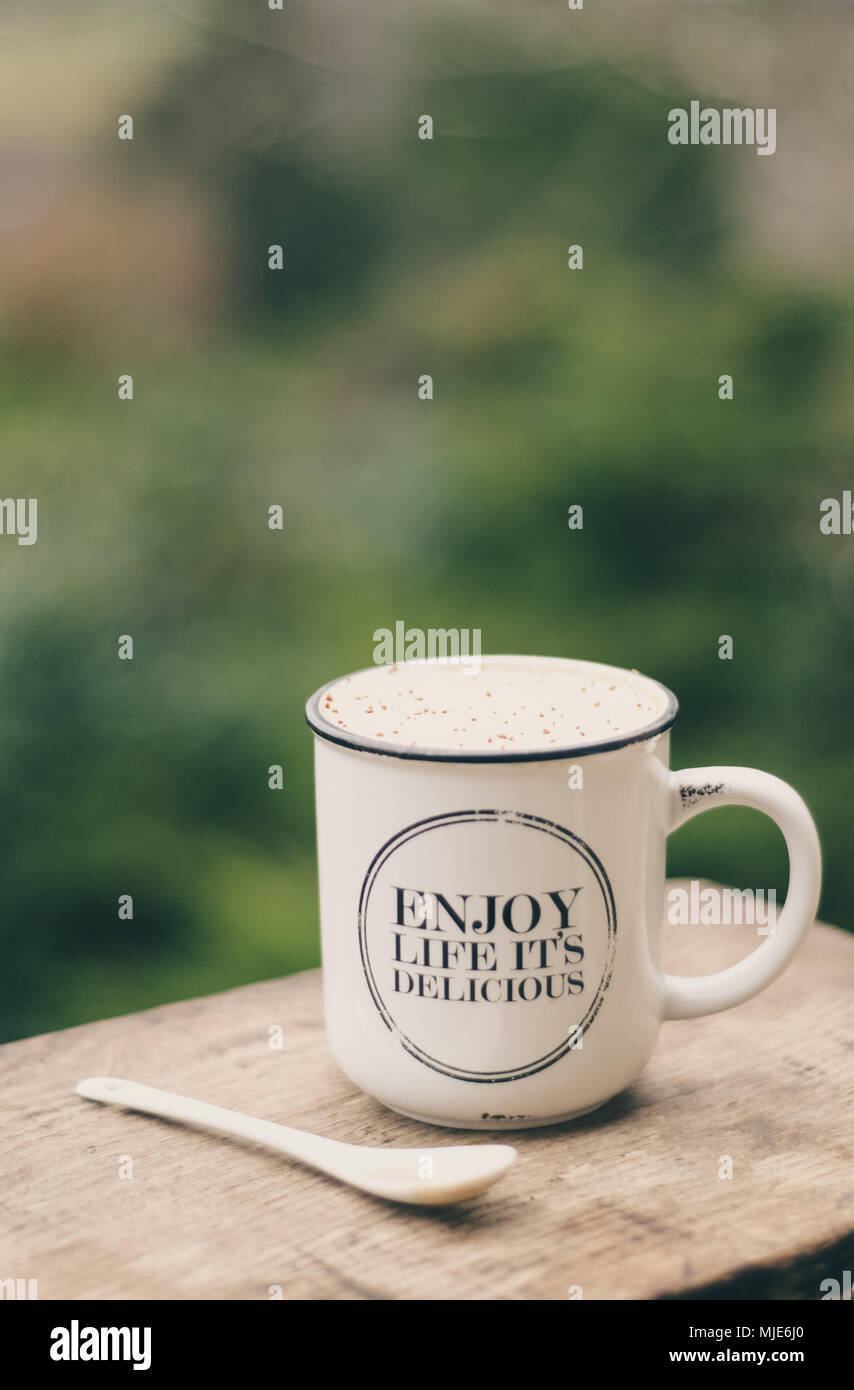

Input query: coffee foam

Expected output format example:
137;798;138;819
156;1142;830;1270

316;657;671;754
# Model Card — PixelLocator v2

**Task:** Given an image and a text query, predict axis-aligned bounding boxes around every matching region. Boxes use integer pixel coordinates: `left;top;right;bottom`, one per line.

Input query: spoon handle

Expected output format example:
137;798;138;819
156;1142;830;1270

75;1076;348;1170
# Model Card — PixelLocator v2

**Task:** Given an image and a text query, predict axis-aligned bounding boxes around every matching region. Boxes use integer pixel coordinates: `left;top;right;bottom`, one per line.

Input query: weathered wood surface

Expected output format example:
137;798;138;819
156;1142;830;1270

2;884;852;1301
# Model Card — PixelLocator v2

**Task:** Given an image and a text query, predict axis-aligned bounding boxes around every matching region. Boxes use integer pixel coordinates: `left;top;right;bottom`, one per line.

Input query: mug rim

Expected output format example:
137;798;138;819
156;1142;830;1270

305;654;679;764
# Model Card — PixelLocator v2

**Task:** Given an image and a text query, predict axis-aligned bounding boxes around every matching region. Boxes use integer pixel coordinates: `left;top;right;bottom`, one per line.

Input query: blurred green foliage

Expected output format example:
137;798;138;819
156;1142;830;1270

0;5;851;1042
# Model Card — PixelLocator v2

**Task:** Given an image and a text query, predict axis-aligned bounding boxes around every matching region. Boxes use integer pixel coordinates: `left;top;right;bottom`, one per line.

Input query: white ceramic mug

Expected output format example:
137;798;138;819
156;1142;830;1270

305;656;821;1130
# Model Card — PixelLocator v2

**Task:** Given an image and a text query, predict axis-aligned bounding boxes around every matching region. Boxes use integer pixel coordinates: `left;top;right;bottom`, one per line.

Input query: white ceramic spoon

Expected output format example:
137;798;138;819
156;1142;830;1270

75;1077;517;1206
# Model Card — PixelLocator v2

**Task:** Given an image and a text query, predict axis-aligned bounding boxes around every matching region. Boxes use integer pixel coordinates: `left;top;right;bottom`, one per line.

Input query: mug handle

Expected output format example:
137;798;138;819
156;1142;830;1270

662;766;822;1020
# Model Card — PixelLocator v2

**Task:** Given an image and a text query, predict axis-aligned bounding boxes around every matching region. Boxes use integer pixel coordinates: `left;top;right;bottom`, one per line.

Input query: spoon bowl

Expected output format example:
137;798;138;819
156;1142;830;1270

338;1138;518;1205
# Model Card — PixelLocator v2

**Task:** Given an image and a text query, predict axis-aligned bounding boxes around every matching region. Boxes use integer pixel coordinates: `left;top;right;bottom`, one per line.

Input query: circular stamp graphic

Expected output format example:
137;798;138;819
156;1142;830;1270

358;809;617;1083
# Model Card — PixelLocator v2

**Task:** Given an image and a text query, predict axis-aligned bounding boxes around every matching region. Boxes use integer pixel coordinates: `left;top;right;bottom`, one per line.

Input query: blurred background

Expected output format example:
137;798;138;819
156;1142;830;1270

1;0;852;1043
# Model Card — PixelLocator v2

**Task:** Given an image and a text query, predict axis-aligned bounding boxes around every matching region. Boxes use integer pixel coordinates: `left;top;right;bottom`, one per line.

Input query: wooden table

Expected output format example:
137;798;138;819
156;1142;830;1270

2;884;852;1300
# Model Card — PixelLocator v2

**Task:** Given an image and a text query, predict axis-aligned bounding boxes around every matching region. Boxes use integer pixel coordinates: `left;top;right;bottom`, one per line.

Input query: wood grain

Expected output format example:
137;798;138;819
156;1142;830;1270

1;884;852;1301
